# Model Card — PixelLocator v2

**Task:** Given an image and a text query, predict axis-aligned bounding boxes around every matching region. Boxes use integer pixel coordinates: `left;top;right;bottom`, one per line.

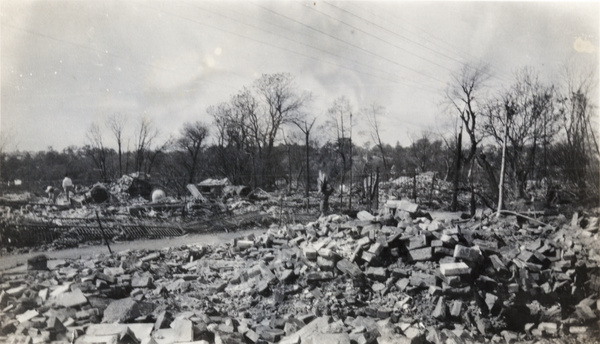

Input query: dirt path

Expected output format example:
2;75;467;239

0;228;266;271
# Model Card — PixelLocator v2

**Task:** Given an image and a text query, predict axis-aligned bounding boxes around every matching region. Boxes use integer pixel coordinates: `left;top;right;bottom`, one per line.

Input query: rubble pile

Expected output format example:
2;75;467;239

1;201;599;344
384;173;455;209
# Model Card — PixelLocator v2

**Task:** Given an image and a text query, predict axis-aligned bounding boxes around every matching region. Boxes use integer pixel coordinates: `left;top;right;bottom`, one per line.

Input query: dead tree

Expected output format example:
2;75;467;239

86;123;110;182
292;116;317;210
446;63;490;214
106;113;126;177
177;121;209;184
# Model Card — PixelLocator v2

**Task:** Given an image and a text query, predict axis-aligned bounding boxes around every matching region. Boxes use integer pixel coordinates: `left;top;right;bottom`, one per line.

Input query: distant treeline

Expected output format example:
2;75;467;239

1;67;598;209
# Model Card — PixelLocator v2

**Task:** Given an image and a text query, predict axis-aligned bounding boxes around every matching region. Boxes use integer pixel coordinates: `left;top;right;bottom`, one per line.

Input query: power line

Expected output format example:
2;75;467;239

250;1;447;85
323;2;467;69
136;1;440;94
302;2;458;77
347;2;513;84
187;1;441;94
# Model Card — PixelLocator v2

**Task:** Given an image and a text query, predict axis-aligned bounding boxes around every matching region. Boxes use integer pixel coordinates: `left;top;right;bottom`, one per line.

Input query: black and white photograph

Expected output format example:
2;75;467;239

1;1;599;343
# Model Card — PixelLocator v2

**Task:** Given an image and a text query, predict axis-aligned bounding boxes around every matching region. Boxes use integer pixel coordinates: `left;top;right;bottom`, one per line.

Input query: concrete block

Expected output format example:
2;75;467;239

432;297;447;320
317;257;335;271
304;247;318;260
450;300;463;318
485;293;499;314
368;242;384;256
489;255;508;273
409;247;433;261
244;329;260;343
396;278;410;291
439;262;470;276
538;322;558;336
517;250;535;263
409;272;436;288
102;298;154;323
365;267;387;282
575;304;597;321
153;319;194;344
237;240;254;250
6;285;27;297
569;326;588;334
54;288;88;308
427;220;444;231
141;252;161;262
27;254;48;271
453;245;483;263
356;236;371;247
16;310;39;324
336;259;363;278
361;251;376;264
278;316;331;344
428;286;442;296
434;247;454;257
430;240;443;248
154;311;173;330
306;272;333;282
408;235;427;250
306;333;351;344
132;273;153;288
96;273;116;284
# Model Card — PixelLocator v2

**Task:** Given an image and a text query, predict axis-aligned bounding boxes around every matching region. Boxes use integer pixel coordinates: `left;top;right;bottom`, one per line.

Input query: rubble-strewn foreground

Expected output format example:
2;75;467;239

1;204;599;344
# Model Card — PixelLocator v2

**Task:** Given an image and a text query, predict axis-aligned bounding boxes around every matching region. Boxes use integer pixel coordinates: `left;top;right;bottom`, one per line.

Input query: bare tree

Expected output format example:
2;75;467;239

292;115;317;209
145;136;173;176
446;63;491;213
555;62;599;200
177;121;209;184
326;96;354;209
254;73;311;186
0;128;16;183
86;122;110;181
483;67;559;198
133;117;158;173
106;113;127;177
446;63;490;162
364;103;390;177
211;73;311;188
211;102;250;185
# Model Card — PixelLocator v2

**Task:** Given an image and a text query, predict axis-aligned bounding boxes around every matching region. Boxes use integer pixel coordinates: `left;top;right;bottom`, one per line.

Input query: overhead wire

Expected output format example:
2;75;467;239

300;1;458;77
323;2;467;68
187;1;441;94
250;1;447;85
345;1;513;84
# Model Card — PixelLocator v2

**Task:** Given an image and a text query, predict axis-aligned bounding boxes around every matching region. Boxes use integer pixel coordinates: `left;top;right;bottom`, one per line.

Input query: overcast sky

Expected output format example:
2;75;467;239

1;0;598;153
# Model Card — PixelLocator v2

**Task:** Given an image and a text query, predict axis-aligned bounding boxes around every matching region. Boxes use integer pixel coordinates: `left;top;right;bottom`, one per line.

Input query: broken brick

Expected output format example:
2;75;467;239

409;247;433;261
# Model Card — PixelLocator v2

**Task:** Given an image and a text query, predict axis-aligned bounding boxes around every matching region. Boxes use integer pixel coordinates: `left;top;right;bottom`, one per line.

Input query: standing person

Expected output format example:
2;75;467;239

62;174;74;202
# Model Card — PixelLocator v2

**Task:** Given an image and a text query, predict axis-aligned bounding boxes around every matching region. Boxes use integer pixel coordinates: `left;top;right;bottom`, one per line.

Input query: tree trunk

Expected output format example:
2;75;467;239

117;142;122;177
476;154;498;200
305;131;310;210
451;129;462;211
